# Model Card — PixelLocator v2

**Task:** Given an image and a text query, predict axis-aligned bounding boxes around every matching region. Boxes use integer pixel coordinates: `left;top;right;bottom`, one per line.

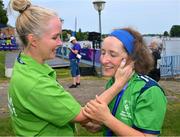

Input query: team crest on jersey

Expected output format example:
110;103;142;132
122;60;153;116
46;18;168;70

119;100;132;120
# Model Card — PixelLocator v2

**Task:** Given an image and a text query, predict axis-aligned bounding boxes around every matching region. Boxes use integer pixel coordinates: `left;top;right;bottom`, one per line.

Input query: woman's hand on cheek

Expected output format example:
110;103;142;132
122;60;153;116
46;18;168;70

114;59;134;86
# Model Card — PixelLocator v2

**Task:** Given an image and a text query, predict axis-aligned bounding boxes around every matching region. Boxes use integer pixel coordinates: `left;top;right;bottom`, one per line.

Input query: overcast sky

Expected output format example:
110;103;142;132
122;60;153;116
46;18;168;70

3;0;180;34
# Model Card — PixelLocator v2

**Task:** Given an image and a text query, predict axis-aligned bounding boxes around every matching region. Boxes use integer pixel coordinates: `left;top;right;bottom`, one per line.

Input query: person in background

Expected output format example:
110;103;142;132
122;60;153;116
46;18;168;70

0;37;3;46
68;36;81;88
11;35;16;46
148;41;161;82
8;0;134;136
83;28;167;136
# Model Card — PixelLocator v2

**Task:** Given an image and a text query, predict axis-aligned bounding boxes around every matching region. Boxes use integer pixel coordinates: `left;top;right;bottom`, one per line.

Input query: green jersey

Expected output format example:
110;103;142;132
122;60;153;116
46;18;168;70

8;53;81;136
104;73;167;136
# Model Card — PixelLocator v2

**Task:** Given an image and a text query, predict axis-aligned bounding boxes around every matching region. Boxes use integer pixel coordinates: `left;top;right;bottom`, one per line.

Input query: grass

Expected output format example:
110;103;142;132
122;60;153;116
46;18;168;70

0;51;10;82
161;102;180;136
0;51;6;79
54;67;71;78
0;117;14;136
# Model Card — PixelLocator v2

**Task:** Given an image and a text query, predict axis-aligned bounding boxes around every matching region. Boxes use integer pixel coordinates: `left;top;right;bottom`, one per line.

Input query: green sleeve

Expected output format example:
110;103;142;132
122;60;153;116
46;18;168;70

133;86;167;133
25;76;81;127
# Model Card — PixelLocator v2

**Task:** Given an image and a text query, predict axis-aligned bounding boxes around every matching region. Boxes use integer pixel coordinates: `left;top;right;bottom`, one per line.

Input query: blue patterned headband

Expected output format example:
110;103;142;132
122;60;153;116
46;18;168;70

110;29;135;54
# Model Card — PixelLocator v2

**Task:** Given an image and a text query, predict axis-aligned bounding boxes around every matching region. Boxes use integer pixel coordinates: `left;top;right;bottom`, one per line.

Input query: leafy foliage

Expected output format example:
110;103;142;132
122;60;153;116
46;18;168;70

0;51;5;78
170;25;180;37
163;31;169;37
0;0;8;25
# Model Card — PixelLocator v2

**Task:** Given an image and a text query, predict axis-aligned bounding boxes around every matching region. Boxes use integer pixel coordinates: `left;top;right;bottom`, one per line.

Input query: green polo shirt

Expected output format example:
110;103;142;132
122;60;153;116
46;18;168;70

8;53;81;136
104;73;167;136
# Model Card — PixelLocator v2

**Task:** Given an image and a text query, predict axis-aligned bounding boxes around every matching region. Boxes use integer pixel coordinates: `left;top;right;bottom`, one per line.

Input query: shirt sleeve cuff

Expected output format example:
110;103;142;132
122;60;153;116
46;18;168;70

132;125;160;135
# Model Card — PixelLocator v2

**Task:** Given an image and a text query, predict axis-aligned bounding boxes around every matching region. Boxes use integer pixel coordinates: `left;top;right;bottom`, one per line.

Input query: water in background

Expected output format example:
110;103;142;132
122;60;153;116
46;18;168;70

163;39;180;56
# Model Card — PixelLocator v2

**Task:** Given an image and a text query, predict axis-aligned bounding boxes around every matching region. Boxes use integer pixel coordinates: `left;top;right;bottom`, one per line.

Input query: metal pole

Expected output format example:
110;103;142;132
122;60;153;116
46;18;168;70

60;33;64;60
92;41;95;74
99;11;102;37
98;10;103;76
171;56;174;77
60;18;64;60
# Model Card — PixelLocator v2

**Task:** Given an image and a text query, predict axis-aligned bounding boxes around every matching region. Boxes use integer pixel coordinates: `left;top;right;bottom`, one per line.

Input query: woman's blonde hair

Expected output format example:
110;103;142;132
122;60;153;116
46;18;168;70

10;0;58;47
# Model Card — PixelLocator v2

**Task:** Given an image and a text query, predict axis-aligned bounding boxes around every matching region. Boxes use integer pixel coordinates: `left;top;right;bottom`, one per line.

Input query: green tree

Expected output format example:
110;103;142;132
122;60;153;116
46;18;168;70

83;32;88;40
0;0;8;25
163;31;169;37
61;29;72;42
76;28;84;41
76;28;88;41
170;25;180;37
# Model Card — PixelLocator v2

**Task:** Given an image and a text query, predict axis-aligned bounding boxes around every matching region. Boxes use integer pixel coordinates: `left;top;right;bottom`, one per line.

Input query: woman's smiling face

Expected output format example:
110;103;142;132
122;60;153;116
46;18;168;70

35;17;62;62
100;36;128;77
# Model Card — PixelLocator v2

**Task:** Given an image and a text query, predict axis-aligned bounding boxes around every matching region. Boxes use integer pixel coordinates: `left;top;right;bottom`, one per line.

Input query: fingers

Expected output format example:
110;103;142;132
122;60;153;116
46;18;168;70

82;108;93;119
121;61;134;73
88;100;98;109
114;60;135;87
84;98;103;120
84;100;99;114
125;61;135;76
85;103;95;114
120;58;126;68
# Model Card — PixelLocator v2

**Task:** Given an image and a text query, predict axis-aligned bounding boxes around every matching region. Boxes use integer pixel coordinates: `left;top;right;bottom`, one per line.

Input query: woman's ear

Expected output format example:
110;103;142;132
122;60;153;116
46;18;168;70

27;34;37;47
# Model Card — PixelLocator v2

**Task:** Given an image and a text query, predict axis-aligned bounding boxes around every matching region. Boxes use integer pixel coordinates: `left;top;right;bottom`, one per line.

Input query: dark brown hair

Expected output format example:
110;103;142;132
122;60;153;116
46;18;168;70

123;27;154;74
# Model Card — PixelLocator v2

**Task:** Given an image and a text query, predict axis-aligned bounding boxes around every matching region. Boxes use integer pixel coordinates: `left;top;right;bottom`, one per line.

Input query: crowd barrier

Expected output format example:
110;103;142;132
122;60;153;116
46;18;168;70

56;46;101;67
0;38;19;50
160;55;180;77
0;44;19;50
